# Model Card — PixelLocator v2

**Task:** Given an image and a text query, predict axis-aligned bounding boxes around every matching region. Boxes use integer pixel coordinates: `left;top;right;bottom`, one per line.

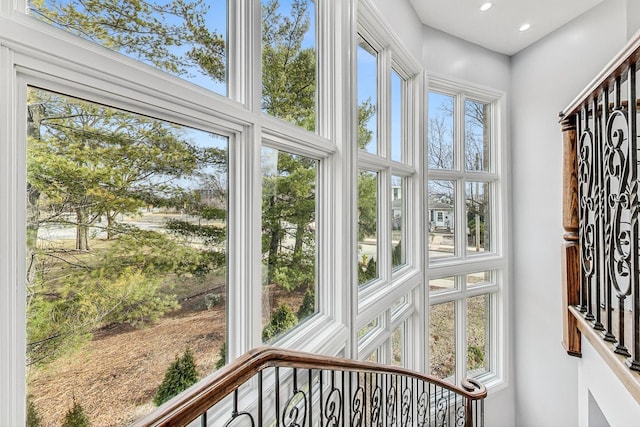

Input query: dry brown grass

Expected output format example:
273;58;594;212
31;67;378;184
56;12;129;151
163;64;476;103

28;284;308;427
28;306;225;427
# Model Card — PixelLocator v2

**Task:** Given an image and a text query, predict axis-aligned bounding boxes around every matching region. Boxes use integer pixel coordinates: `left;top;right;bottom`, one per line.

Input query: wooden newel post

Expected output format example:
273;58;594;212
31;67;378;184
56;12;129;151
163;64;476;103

560;114;581;357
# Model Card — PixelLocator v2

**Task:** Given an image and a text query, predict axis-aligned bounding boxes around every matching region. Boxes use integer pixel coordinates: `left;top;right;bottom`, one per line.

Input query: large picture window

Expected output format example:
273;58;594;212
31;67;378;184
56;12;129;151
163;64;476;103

10;0;336;425
26;88;229;424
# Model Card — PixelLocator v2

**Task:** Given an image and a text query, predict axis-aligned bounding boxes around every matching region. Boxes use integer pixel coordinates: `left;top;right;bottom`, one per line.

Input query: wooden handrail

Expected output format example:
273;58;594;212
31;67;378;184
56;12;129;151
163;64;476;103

132;346;487;427
559;25;640;401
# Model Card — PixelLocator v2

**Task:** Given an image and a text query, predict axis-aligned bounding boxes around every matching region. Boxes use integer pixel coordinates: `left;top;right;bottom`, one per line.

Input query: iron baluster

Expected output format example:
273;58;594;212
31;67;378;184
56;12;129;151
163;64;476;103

627;62;640;372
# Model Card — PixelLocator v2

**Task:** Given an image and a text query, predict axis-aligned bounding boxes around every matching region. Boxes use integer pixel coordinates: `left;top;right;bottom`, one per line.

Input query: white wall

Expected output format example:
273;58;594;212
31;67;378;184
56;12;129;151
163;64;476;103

369;0;423;61
578;339;640;427
422;25;510;93
511;0;629;425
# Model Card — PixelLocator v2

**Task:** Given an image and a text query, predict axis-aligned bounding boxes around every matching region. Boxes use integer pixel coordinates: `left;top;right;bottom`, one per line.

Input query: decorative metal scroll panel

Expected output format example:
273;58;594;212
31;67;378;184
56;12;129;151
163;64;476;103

576;62;640;372
188;367;484;427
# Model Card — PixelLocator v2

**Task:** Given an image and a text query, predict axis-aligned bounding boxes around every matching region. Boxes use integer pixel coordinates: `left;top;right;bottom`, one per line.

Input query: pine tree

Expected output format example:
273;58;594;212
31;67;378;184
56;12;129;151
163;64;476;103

153;348;199;406
61;398;90;427
26;396;42;427
262;303;298;342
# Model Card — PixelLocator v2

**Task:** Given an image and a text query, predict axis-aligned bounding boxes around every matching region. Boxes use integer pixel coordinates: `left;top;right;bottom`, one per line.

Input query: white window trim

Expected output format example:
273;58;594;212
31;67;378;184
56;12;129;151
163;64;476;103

426;72;510;391
354;0;425;375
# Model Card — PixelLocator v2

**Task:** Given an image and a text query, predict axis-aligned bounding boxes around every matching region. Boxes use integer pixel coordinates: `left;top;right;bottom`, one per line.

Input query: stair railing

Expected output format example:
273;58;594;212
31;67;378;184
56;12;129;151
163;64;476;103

560;30;640;401
131;346;486;427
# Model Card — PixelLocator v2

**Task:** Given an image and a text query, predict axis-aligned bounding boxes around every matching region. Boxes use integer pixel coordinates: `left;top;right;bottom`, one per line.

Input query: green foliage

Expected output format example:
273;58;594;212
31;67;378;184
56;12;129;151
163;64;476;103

357;255;377;285
32;0;226;82
26;396;42;427
392;240;403;268
262;303;298;342
357;170;378;241
357;99;377;150
27;89;205;247
166;219;226;246
154;348;199;406
215;342;226;370
467;345;485;370
25;230;226;365
262;0;316;130
261;151;317;290
296;287;315;320
61;398;90;427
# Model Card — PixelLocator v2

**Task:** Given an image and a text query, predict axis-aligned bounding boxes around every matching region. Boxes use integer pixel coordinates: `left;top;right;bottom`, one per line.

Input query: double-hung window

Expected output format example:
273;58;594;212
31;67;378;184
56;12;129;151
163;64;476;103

427;77;507;386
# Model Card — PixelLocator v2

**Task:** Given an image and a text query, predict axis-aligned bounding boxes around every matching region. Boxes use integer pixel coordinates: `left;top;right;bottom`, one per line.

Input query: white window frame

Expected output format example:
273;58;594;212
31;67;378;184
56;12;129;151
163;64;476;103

354;0;425;373
426;73;509;390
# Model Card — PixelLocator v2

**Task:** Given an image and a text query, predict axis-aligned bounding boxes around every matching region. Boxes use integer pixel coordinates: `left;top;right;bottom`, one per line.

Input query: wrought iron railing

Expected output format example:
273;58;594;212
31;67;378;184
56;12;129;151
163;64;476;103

560;31;640;387
131;347;486;427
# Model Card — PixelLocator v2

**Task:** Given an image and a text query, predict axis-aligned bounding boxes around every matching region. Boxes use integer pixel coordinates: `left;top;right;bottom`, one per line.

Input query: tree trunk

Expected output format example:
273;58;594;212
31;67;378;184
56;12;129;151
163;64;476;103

107;211;116;240
76;207;90;251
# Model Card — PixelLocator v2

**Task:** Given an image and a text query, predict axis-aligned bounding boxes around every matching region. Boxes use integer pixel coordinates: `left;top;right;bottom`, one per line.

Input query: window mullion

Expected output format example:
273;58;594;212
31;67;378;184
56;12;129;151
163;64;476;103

227;125;262;359
316;0;331;139
456;288;467;384
378;48;391;160
248;0;262;113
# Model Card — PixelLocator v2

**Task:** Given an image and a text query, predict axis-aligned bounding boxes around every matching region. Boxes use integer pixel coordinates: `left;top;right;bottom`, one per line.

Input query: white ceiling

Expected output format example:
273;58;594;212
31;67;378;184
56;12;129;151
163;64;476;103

409;0;606;55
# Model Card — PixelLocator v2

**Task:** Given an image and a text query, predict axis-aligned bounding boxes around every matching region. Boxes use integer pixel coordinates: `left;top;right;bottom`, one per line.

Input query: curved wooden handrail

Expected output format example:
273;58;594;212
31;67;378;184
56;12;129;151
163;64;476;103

132;346;487;427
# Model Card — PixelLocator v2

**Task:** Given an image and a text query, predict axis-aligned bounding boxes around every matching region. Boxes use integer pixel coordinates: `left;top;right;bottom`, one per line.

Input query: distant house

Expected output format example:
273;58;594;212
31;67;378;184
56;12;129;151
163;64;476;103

428;201;453;231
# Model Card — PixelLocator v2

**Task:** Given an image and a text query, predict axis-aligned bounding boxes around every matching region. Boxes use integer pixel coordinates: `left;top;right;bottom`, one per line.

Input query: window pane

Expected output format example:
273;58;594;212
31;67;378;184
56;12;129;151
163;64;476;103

391;175;405;269
357;38;377;154
262;0;317;132
429;301;456;384
358;170;379;286
391;322;406;367
391;70;403;162
428;180;456;260
391;295;408;317
428;92;454;170
429;276;456;295
467;271;493;289
26;88;228;425
30;0;229;96
358;318;380;343
261;147;318;343
465;99;491;172
467;294;490;377
466;182;491;254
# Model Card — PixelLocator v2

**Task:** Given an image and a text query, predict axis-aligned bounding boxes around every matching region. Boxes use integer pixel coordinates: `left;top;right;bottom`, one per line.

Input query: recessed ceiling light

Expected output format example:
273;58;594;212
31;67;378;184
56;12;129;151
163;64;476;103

519;23;531;32
480;2;492;12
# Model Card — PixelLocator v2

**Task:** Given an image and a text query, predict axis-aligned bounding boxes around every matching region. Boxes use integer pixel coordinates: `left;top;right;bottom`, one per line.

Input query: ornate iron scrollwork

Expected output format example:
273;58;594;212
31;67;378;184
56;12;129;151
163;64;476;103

351;385;365;427
223;411;256;427
435;396;448;427
371;384;382;426
386;383;397;426
324;386;342;426
282;389;307;427
400;386;412;426
416;390;429;427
